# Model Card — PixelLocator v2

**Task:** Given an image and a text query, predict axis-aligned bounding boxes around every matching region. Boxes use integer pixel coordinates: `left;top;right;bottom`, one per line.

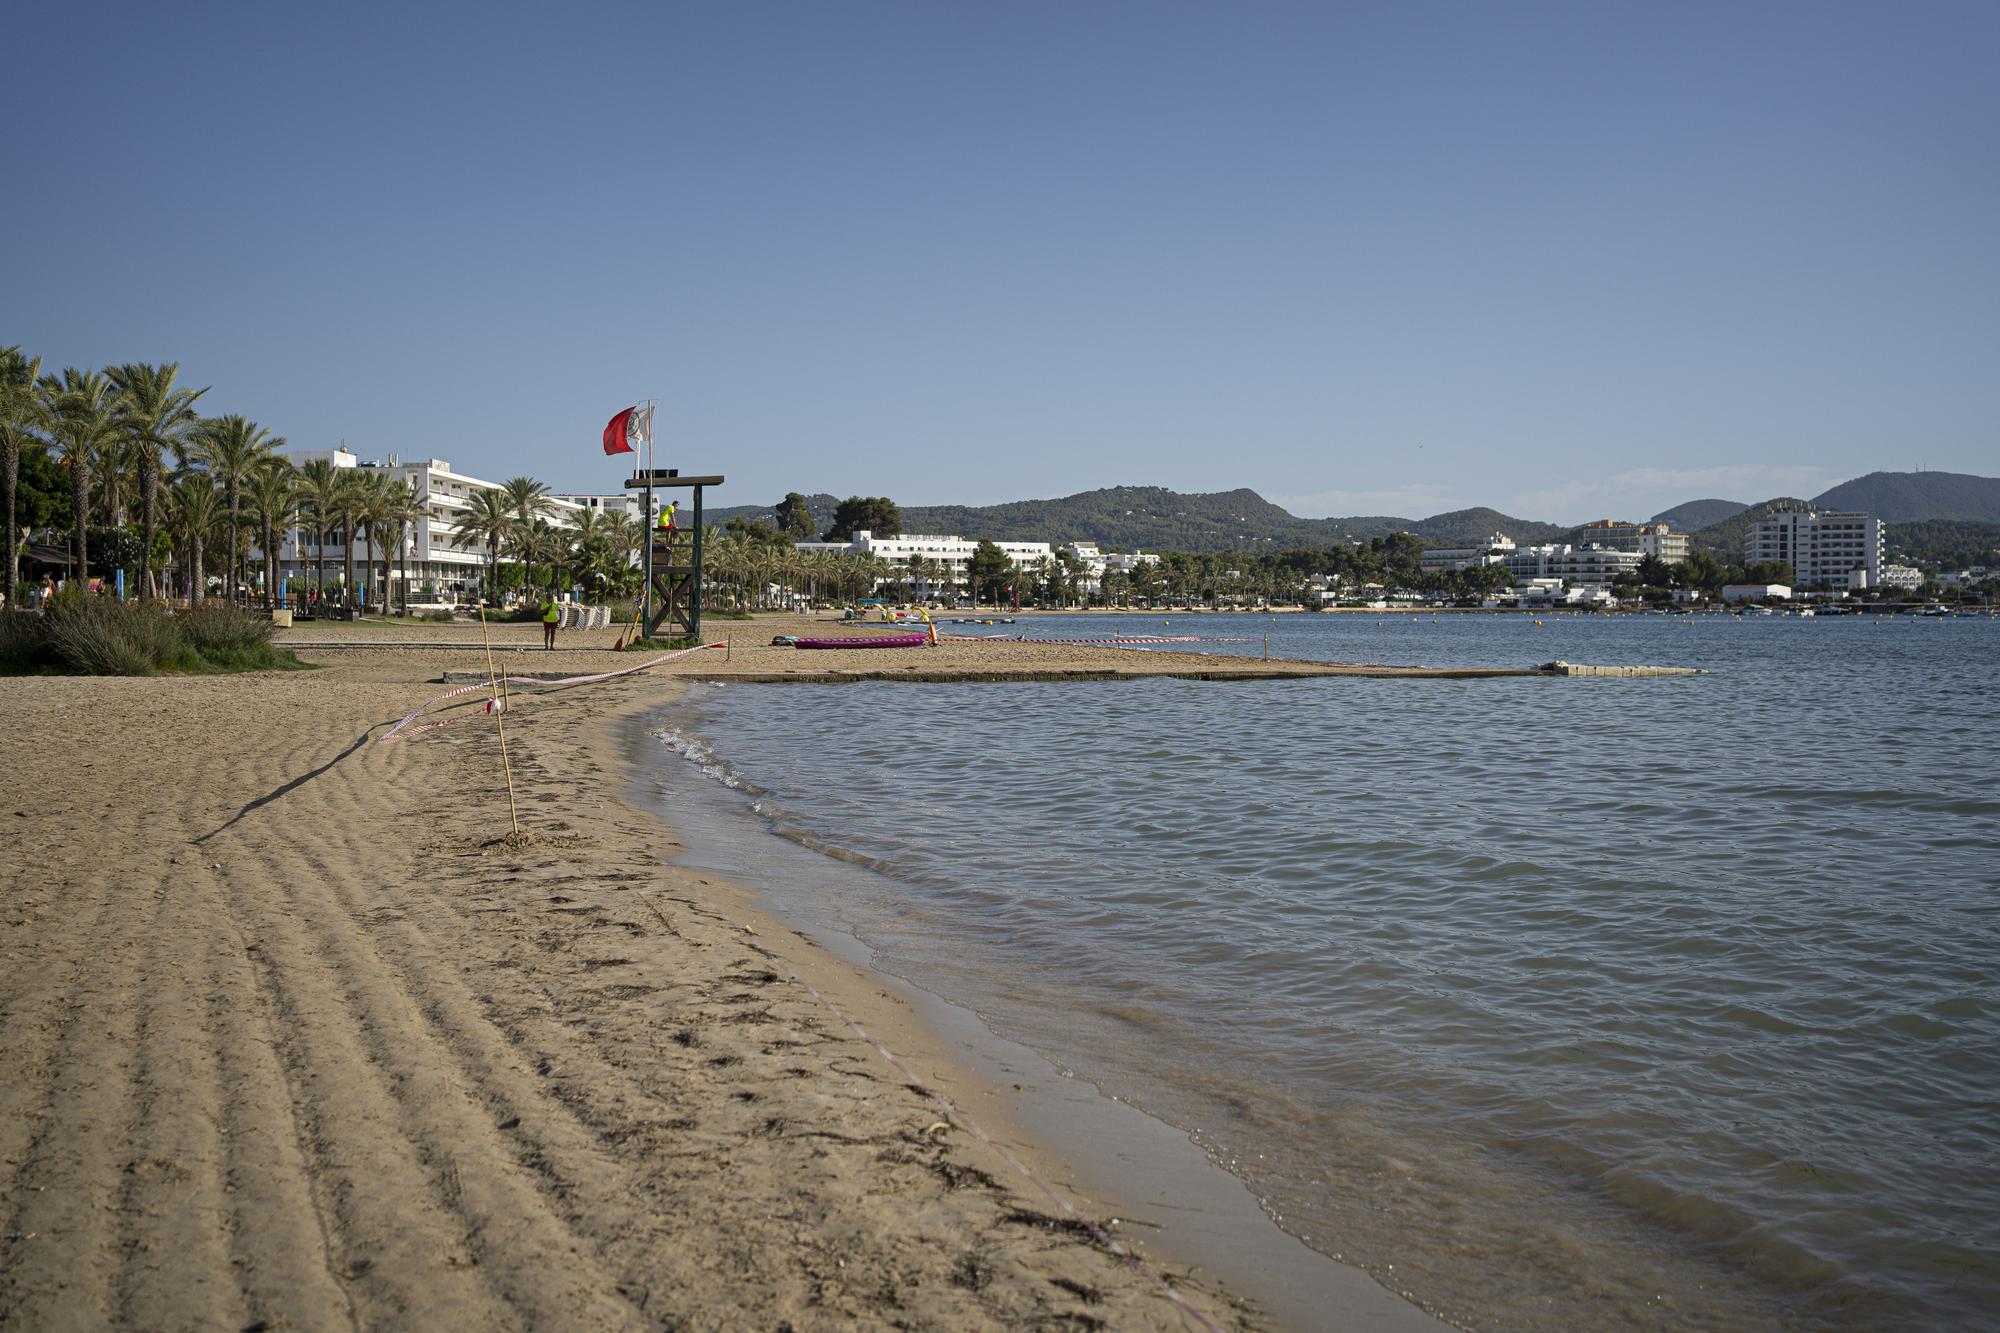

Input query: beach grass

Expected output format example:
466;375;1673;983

1;597;308;676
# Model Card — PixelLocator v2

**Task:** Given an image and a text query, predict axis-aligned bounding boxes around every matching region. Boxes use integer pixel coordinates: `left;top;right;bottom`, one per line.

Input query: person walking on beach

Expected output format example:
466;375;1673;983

542;596;560;649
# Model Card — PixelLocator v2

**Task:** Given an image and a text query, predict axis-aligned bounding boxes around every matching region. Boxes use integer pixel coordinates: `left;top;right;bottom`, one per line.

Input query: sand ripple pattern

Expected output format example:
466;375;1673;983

2;671;1243;1331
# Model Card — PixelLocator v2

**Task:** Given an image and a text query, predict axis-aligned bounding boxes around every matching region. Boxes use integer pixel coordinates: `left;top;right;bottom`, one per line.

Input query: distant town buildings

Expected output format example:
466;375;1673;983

1419;522;1689;587
1744;508;1883;588
797;530;1089;595
1419;533;1516;573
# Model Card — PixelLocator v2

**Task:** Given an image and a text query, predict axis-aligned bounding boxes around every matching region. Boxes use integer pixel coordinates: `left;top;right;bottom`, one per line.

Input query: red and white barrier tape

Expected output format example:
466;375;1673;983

379;641;727;744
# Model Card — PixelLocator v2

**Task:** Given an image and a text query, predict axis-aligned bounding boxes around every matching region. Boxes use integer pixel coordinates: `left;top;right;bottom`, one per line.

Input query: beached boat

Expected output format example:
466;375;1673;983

792;632;932;650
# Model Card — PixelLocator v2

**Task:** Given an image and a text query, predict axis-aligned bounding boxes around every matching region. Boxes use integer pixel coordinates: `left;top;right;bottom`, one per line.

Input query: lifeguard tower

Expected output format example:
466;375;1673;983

625;468;724;642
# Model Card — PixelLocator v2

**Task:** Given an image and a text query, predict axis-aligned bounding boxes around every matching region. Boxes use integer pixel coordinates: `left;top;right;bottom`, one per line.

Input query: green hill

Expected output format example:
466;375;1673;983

705;485;1564;553
1812;471;2000;523
900;486;1331;551
1886;520;2000;568
898;488;1563;552
1400;508;1567;546
1651;498;1748;530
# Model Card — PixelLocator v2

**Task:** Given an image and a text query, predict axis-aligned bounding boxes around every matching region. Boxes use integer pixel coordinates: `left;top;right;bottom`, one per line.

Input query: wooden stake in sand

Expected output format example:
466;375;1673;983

477;603;522;837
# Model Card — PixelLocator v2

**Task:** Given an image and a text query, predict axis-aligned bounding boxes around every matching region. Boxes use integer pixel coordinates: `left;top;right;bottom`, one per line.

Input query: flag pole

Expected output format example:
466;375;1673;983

640;397;654;640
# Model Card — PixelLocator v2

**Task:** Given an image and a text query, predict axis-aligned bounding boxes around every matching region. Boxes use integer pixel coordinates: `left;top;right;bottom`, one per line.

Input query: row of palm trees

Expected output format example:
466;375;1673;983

700;531;891;609
0;344;665;612
2;347;227;606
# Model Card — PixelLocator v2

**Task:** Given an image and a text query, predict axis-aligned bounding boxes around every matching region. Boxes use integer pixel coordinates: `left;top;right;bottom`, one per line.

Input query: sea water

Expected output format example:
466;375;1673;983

643;613;1999;1328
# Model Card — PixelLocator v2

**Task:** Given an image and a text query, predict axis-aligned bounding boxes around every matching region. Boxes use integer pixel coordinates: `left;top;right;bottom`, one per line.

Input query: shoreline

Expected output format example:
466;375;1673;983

611;694;1451;1333
1;629;1449;1330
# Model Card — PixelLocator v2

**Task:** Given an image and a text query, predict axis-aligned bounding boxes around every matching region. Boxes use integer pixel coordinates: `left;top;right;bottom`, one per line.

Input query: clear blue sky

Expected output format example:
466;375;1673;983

7;1;1995;524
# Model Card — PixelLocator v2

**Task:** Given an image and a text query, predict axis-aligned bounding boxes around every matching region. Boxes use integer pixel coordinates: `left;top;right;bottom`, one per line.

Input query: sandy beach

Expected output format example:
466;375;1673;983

1;616;1465;1331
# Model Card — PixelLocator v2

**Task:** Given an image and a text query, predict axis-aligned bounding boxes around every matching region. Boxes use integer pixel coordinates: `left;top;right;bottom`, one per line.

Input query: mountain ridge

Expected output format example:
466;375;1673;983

702;471;1998;555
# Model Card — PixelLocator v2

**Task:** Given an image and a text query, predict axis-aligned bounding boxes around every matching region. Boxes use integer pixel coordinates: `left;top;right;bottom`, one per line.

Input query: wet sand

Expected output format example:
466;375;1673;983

1;617;1456;1331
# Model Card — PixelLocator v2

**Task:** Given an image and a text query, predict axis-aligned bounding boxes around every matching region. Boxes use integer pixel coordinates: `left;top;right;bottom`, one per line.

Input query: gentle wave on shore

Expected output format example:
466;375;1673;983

648;613;1999;1329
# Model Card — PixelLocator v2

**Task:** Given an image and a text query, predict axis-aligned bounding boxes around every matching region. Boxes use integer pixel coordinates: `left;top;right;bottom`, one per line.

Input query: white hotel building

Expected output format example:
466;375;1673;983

263;448;586;598
1500;543;1645;585
1744;509;1883;588
551;492;659;524
794;530;1060;594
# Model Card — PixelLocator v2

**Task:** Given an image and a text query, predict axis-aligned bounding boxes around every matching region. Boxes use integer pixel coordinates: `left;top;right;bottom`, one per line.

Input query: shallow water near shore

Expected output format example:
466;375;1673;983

647;612;1999;1329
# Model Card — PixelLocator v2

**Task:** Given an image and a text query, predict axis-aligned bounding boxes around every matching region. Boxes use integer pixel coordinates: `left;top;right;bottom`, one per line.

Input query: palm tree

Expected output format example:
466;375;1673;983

247;459;299;609
41;369;120;584
450;488;515;605
604;511;639;576
168;473;224;605
511;516;562;598
193;415;283;606
328;471;368;608
108;363;208;599
500;476;553;587
293;459;340;605
1;346;46;606
379;478;423;614
93;431;139;529
352;471;390;612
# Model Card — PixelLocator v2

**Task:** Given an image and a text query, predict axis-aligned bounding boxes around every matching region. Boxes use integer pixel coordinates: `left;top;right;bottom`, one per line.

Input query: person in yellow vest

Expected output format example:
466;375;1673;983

658;500;679;538
542;595;560;649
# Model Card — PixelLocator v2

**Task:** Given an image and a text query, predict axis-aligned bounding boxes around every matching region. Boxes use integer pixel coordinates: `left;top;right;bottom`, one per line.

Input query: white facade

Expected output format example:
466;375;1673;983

551;491;655;523
1502;543;1643;586
1062;541;1159;592
1573;520;1691;564
263;448;584;598
1722;583;1792;602
1745;509;1883;587
1419;533;1516;574
1877;564;1924;592
795;530;1059;594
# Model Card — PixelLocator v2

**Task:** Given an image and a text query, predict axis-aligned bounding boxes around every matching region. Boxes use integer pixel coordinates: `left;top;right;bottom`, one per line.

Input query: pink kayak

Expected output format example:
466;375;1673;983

792;632;932;650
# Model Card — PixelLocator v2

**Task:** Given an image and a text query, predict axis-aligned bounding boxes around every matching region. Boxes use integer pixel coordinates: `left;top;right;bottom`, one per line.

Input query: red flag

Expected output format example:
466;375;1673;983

603;407;636;455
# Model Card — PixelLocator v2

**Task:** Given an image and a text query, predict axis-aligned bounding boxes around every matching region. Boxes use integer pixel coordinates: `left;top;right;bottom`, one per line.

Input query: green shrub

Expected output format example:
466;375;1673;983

44;596;180;675
422;608;455;623
180;603;277;653
0;610;56;673
2;593;304;676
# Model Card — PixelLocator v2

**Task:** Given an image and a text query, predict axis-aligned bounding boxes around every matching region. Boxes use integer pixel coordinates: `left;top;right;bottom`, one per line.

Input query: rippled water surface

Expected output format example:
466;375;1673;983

647;613;1999;1328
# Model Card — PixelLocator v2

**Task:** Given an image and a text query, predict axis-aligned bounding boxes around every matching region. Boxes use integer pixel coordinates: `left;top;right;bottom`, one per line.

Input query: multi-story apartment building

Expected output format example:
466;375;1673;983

551;492;656;524
1744;508;1883;588
262;448;585;599
1573;520;1691;564
795;530;1062;595
1419;533;1517;573
1501;543;1644;586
